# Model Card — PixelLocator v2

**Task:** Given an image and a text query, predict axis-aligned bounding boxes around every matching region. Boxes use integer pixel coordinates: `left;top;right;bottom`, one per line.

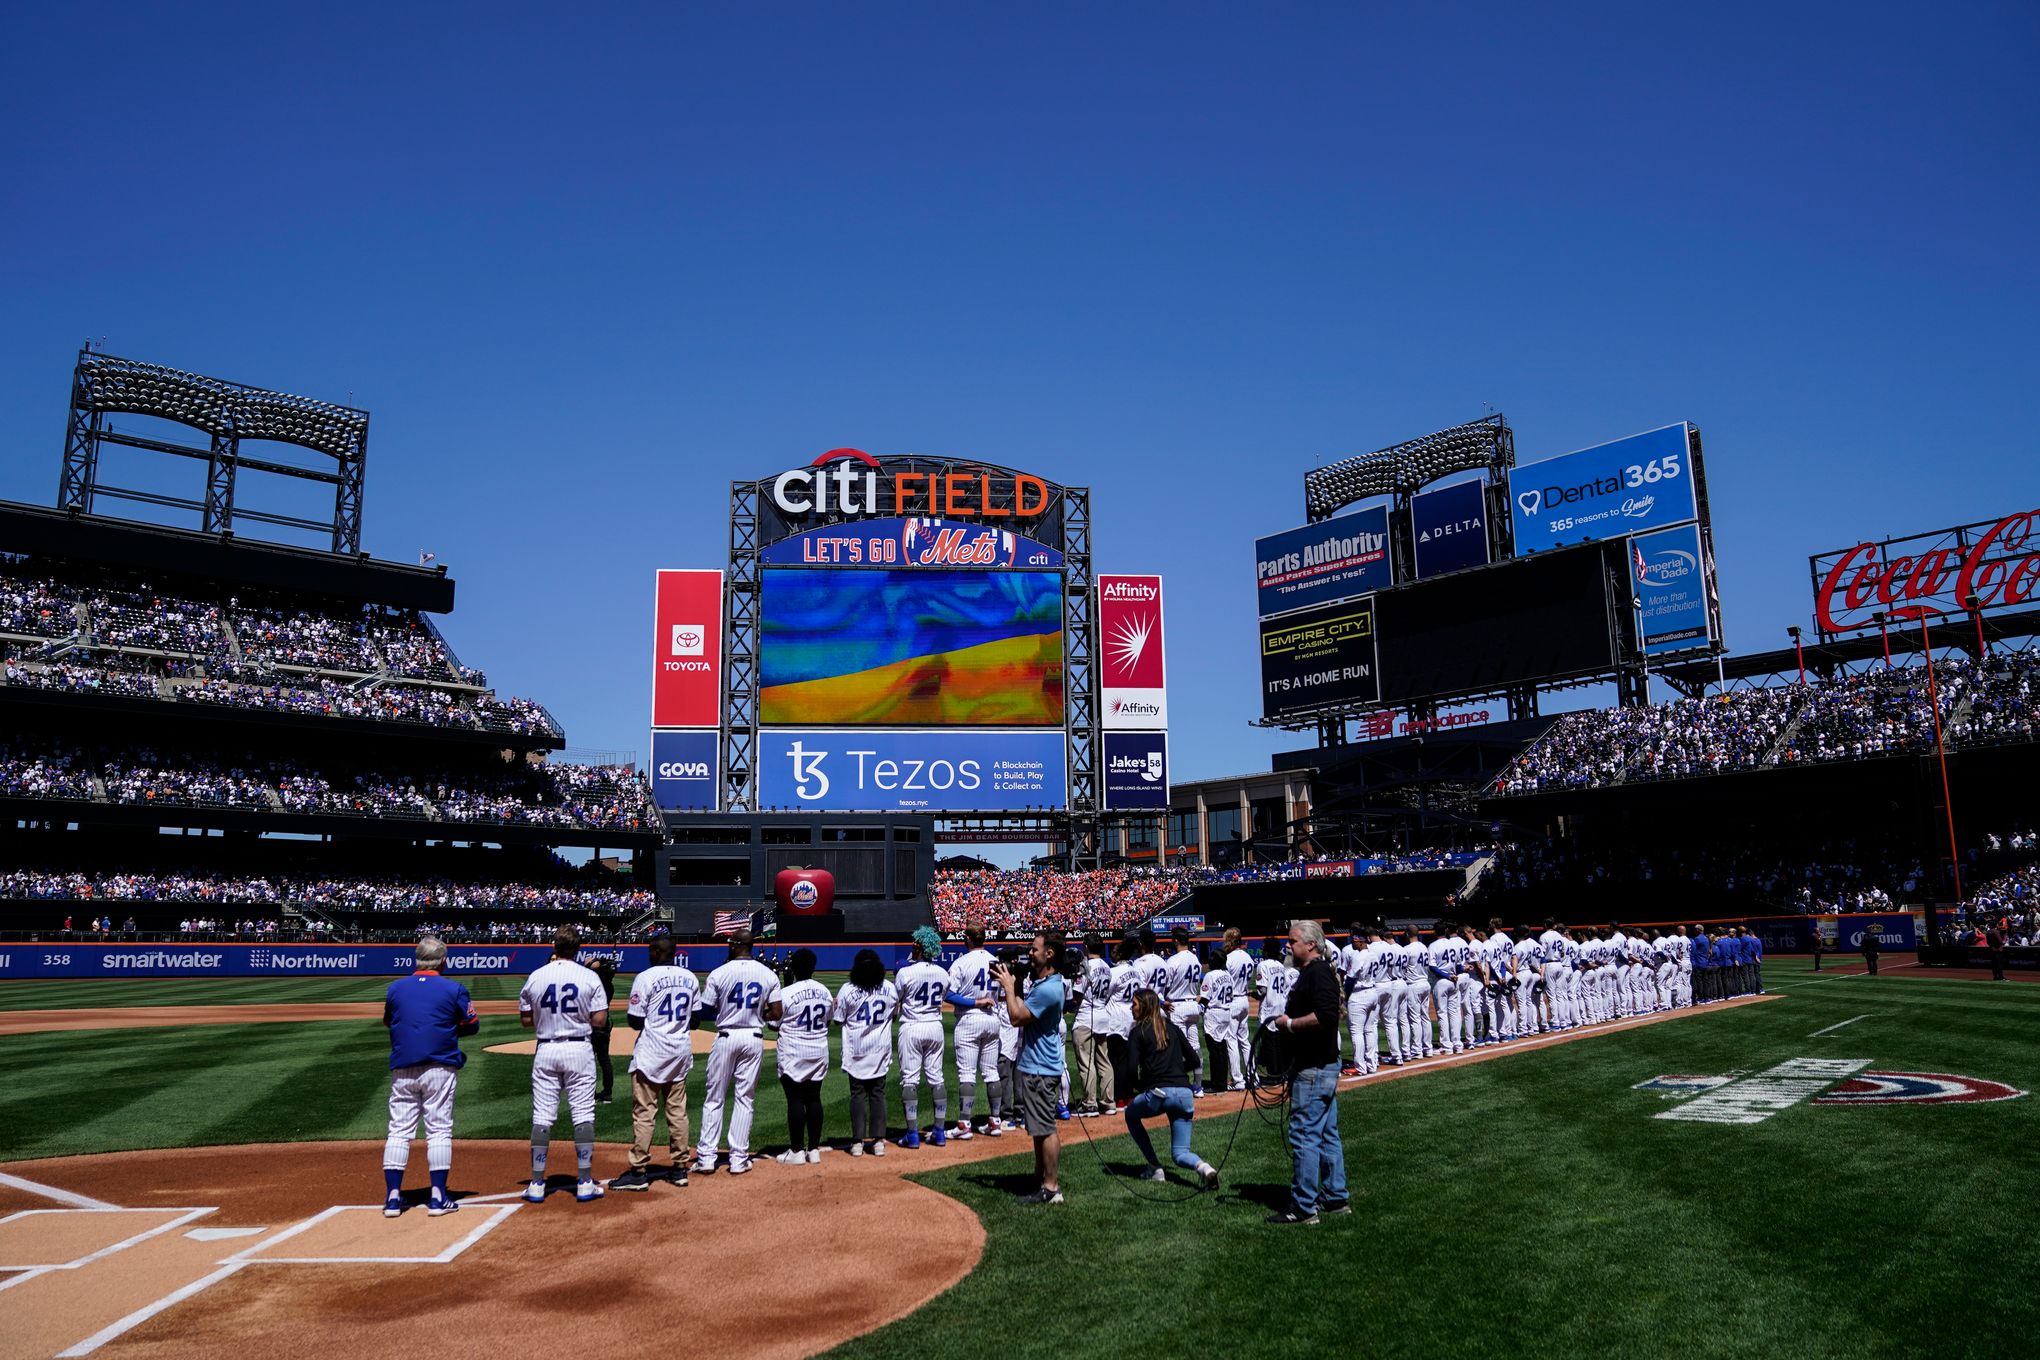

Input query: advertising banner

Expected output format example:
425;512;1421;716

1810;507;2040;635
1509;423;1698;556
1101;731;1169;811
1836;914;1918;951
1631;522;1713;656
1259;597;1380;720
1098;573;1167;729
758;518;1063;570
651;569;724;728
756;728;1067;813
1411;479;1490;580
761;568;1063;727
650;729;720;810
1254;506;1391;618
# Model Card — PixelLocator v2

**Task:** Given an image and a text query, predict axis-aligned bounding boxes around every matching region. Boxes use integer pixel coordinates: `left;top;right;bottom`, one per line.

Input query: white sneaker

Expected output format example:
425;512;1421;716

693;1156;717;1175
870;1140;887;1157
774;1150;805;1165
523;1180;546;1203
950;1122;975;1141
728;1157;753;1175
806;1148;821;1164
848;1142;865;1157
1143;1166;1166;1183
980;1120;1004;1137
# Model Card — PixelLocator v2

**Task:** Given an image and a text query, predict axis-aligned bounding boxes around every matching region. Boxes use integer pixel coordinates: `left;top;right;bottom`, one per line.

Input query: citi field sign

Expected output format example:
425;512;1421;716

770;448;1053;520
1812;508;2040;634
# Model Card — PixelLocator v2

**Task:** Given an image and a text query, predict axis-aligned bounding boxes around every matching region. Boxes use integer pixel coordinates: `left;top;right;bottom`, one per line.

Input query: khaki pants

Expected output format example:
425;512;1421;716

629;1070;691;1172
1073;1024;1113;1110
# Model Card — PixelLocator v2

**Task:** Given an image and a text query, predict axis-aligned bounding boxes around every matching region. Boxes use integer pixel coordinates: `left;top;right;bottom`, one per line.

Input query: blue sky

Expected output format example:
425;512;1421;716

2;3;2036;799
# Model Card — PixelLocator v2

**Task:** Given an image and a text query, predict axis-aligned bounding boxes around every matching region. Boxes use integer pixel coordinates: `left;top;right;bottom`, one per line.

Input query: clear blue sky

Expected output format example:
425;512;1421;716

2;3;2036;792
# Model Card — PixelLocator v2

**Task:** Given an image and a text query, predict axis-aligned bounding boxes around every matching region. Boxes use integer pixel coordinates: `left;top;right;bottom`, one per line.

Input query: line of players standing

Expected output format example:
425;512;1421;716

1315;918;1767;1077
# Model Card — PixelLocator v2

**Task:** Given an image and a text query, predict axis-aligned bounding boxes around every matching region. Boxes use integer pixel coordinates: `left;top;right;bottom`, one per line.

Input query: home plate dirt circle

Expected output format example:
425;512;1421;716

0;1139;982;1360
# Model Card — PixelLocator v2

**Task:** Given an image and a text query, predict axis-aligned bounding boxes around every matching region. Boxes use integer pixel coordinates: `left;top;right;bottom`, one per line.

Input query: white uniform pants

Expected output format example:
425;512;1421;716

1431;979;1461;1052
1656;961;1677;1010
1225;1002;1252;1085
532;1040;597;1127
1515;970;1540;1032
1539;964;1569;1028
1675;961;1694;1008
1455;976;1483;1043
1400;980;1432;1056
898;1019;947;1125
1347;987;1383;1072
696;1029;764;1162
953;1010;1000;1087
385;1063;458;1172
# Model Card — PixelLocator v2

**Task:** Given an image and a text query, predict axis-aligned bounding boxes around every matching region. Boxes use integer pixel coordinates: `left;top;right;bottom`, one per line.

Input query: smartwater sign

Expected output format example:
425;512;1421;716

1631;522;1711;656
1411;479;1489;580
1509;424;1698;556
1254;505;1391;618
650;729;720;810
757;729;1067;812
1101;732;1168;811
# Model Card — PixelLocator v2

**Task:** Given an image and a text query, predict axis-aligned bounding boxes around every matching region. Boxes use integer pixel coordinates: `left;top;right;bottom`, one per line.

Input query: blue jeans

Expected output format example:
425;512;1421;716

1124;1087;1200;1169
1287;1062;1348;1214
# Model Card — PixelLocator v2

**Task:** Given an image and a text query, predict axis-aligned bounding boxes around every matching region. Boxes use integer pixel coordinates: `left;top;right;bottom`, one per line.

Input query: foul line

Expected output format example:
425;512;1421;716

55;1262;250;1358
1809;1014;1872;1038
0;1172;117;1211
0;1207;213;1273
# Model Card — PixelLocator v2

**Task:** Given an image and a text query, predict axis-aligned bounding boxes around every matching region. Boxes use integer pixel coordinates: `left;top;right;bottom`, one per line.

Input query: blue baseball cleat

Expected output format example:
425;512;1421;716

898;1130;922;1149
929;1126;947;1147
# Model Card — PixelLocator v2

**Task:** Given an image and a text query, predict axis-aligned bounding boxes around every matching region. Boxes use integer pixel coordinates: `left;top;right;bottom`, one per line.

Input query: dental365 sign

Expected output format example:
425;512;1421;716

1509;423;1698;556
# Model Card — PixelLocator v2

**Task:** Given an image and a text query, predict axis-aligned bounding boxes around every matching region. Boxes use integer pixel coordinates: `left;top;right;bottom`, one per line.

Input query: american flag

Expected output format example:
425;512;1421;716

712;911;750;937
1632;541;1649;582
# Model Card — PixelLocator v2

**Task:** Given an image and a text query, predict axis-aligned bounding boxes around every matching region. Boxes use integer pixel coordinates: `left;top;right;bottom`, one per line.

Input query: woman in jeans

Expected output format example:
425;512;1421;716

831;949;897;1156
1123;988;1220;1188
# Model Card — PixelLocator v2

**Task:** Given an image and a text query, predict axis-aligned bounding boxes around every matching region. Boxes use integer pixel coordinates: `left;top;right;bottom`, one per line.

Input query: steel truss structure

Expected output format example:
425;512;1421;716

722;458;1101;866
59;348;370;554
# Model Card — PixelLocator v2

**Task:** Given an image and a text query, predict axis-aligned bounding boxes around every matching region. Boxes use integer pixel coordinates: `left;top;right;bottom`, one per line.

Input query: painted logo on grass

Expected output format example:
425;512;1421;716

1812;1072;2027;1105
1637;1059;2026;1123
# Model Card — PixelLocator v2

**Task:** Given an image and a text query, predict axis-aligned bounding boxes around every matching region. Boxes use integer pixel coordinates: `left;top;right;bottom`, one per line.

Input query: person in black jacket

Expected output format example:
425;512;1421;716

1860;925;1881;976
1263;920;1349;1225
1122;989;1219;1188
590;957;618;1103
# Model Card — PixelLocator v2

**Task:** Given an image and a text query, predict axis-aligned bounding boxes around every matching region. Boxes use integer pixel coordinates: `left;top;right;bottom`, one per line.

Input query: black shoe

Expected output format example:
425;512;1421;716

1015;1187;1065;1205
609;1168;653;1192
597;1094;614;1104
666;1167;690;1187
1319;1199;1353;1216
1265;1209;1319;1226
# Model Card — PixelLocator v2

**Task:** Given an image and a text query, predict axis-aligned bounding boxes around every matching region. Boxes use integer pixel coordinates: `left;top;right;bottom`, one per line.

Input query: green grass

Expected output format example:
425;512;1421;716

4;959;2035;1358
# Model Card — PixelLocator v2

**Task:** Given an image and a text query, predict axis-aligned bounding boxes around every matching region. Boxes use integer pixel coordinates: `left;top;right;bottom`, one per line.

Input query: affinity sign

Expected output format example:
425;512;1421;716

757;729;1067;813
1259;598;1380;720
1099;574;1167;730
1510;423;1698;556
1254;505;1391;618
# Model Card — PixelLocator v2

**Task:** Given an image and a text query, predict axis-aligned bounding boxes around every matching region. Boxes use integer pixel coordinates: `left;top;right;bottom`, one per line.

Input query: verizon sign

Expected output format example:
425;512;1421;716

1098;573;1167;730
1812;509;2040;635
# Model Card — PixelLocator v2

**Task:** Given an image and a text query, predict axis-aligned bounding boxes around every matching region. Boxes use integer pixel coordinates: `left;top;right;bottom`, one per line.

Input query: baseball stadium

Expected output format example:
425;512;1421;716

5;12;2039;1358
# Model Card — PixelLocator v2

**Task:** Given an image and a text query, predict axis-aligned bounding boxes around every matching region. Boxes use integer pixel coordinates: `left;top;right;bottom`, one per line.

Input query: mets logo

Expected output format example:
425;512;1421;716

1812;1072;2027;1105
789;880;819;909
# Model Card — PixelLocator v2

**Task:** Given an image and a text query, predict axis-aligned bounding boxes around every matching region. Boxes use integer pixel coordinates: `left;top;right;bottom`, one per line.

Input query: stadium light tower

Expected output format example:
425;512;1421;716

1891;605;1963;909
1786;626;1805;685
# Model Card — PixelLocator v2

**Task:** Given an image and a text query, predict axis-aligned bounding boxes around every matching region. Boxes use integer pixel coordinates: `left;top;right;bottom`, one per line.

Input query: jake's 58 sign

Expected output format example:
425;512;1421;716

1258;598;1380;720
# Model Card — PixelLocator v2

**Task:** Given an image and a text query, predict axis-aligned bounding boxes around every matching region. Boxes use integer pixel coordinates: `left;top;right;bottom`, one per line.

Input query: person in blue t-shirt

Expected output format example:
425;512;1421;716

1747;929;1765;993
382;935;479;1218
992;930;1068;1206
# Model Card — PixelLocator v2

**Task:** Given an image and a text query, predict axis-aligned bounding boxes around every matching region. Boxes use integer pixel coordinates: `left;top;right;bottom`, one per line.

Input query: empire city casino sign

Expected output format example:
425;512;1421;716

770;448;1053;520
1812;509;2040;634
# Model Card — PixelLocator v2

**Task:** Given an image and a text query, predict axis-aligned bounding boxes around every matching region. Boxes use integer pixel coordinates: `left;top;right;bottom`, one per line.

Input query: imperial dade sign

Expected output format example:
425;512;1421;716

1811;509;2040;636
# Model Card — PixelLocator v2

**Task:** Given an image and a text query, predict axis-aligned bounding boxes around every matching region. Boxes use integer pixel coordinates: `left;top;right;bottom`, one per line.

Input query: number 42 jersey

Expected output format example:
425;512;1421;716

519;957;605;1040
701;958;783;1030
626;963;701;1085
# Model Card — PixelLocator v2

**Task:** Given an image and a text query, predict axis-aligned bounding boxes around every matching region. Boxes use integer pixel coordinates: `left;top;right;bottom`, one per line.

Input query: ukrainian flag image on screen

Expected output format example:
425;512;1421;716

760;568;1064;726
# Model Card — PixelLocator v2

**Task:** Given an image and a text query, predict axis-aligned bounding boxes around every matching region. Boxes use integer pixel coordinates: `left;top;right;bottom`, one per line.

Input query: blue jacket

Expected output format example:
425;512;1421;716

385;970;479;1069
1691;934;1713;967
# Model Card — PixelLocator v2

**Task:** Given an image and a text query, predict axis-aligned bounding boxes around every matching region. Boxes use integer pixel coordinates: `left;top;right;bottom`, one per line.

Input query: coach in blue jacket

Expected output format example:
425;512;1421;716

1690;927;1714;1003
382;934;480;1217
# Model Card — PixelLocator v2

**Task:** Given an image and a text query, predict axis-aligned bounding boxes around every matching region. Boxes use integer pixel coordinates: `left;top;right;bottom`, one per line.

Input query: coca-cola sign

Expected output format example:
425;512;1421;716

1812;509;2040;635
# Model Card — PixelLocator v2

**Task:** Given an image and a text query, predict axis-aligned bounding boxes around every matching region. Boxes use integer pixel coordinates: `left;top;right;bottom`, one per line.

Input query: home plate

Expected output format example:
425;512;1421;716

234;1203;518;1264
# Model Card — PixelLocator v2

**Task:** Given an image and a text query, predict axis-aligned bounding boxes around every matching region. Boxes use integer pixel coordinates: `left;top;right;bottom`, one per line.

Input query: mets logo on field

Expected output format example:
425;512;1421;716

1636;1058;2026;1123
1812;1072;2026;1105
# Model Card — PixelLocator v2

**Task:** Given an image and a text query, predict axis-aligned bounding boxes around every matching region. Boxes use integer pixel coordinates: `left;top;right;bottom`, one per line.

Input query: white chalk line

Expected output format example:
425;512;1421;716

0;1206;213;1272
0;1172;117;1211
56;1262;250;1357
1809;1014;1873;1038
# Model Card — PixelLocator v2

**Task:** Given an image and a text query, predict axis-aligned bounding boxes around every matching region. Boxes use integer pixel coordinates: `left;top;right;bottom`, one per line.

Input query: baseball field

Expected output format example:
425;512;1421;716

1;957;2033;1359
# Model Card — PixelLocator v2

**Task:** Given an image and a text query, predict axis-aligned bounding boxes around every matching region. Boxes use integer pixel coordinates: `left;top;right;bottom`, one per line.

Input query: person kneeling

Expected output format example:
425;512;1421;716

1122;988;1219;1189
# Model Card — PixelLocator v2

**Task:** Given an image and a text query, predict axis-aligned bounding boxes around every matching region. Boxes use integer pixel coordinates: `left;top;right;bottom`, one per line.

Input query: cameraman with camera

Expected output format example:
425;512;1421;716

1262;920;1350;1225
991;930;1069;1206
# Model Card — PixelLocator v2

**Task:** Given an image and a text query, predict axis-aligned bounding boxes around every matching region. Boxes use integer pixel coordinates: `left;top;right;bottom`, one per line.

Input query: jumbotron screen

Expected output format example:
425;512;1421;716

759;567;1065;726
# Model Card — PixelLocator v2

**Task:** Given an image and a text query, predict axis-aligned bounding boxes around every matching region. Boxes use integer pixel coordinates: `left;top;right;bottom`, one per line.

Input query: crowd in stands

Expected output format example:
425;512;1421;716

0;556;545;736
931;866;1201;933
1497;652;2040;796
0;869;655;916
1488;836;1920;916
0;738;656;832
